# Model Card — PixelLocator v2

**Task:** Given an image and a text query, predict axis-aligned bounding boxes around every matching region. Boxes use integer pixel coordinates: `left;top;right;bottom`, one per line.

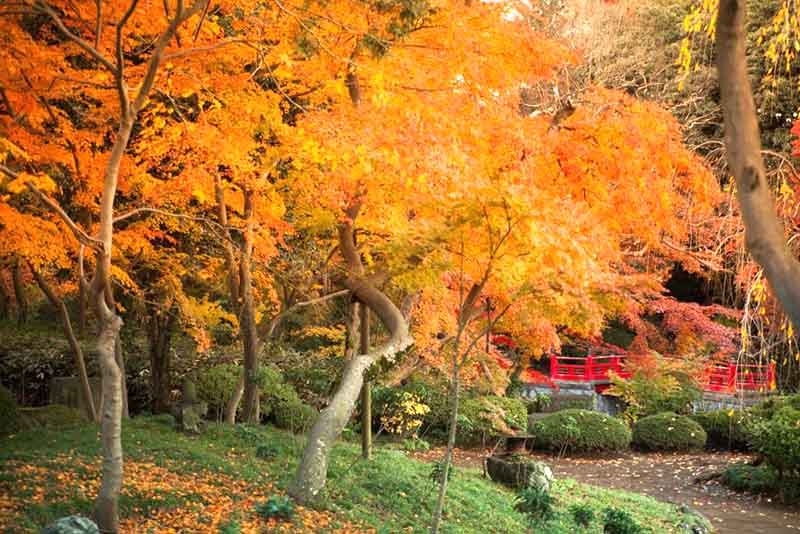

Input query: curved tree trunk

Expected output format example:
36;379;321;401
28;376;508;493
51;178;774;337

31;266;98;422
716;0;800;331
290;204;413;503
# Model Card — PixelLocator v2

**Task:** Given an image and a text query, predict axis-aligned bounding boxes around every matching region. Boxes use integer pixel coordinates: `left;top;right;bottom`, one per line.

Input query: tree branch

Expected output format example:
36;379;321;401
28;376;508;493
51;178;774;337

24;181;103;249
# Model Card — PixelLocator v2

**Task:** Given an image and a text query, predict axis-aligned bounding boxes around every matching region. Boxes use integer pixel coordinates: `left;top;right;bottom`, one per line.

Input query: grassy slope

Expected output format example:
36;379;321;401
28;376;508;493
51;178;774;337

0;416;709;533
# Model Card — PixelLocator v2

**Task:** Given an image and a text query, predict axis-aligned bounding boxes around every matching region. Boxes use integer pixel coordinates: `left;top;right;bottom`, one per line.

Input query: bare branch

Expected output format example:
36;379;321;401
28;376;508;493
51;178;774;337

24;181;103;249
34;0;118;74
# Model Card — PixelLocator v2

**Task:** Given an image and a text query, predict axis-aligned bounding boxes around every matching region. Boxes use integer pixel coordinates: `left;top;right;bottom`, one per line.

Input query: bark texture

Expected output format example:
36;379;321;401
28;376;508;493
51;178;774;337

12;259;27;324
717;0;800;331
290;204;413;503
240;188;260;423
147;308;176;414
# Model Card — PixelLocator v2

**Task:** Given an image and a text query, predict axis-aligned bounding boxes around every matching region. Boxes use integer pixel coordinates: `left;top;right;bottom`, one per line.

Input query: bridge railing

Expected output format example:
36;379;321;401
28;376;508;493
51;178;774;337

704;362;776;392
550;355;630;382
550;356;776;393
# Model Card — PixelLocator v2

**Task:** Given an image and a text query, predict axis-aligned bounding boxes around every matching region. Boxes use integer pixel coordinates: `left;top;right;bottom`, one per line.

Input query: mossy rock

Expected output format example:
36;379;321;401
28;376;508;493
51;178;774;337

486;454;551;489
531;409;631;453
0;385;20;436
633;412;706;451
40;515;99;534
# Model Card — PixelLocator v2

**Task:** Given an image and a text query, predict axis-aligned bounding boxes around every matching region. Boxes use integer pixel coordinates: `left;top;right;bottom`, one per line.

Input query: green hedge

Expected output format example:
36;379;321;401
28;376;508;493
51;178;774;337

690;409;752;450
0;385;19;436
531;409;631;453
273;398;317;433
748;406;800;479
458;396;527;444
633;412;706;451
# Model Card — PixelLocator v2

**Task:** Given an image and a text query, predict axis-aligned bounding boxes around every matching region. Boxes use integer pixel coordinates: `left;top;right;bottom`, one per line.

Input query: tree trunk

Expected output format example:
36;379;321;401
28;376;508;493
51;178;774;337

12;259;27;324
31;267;98;422
240;188;260;423
225;375;245;424
360;305;372;460
716;0;800;331
0;276;9;321
93;308;123;534
290;203;413;503
78;247;89;335
431;370;460;534
147;309;175;414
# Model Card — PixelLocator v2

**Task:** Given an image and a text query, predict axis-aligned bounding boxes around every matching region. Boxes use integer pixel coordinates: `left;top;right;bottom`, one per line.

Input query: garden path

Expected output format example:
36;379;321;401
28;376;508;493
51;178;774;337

410;447;799;533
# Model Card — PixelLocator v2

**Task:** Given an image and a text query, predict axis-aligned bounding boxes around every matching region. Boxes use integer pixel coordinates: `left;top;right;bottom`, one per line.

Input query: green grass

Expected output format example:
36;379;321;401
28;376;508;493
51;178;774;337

0;416;710;533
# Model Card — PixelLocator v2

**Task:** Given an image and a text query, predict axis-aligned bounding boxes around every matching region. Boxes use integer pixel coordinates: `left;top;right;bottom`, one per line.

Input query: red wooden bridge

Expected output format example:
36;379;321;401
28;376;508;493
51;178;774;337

544;355;776;394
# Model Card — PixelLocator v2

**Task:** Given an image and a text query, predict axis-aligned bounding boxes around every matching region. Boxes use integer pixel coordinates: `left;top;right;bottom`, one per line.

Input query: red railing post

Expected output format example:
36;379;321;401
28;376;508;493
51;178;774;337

586;354;594;381
727;363;737;392
769;361;776;390
550;355;557;380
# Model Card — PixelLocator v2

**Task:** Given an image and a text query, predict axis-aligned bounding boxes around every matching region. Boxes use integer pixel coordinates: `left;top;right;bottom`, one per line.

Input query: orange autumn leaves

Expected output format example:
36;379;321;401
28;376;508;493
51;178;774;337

0;455;373;533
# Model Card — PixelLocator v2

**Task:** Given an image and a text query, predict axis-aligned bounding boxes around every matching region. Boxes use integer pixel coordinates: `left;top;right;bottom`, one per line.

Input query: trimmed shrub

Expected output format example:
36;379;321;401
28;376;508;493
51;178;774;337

531;409;631;453
0;384;19;436
690;409;753;450
748;406;800;479
458;395;527;443
273;398;317;434
514;486;555;522
570;503;595;528
633;412;706;451
255;495;294;521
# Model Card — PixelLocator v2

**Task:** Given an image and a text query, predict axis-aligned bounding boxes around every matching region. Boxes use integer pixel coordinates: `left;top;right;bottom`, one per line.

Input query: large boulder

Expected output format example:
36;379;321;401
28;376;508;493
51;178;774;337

40;516;99;534
486;454;553;490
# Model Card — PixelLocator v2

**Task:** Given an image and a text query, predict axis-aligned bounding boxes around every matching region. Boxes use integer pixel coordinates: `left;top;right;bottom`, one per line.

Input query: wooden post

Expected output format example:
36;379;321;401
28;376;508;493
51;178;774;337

360;304;372;460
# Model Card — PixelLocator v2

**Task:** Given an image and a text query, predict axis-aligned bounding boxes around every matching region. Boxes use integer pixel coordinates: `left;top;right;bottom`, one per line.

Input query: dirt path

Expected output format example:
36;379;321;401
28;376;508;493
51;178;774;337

411;447;799;533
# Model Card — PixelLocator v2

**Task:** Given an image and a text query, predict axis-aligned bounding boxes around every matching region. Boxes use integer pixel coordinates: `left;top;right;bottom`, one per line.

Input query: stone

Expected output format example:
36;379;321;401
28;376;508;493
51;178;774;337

40;516;99;534
526;460;554;493
174;378;207;434
486;454;554;490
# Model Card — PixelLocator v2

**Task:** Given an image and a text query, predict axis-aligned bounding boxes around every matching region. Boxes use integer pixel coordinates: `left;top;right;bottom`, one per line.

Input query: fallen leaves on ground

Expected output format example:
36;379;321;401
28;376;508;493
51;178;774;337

0;455;374;533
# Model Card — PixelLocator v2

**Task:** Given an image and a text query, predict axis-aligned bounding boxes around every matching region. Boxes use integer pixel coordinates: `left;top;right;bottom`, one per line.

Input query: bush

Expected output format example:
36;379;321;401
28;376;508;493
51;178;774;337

273;398;317;434
690;409;753;450
721;463;780;494
18;405;84;430
605;353;700;423
514;486;555;522
0;384;19;436
633;412;706;451
255;495;294;521
372;375;451;438
602;507;642;534
401;437;431;452
747;406;800;479
457;395;527;444
196;363;240;421
379;391;430;437
570;503;595;528
532;409;632;453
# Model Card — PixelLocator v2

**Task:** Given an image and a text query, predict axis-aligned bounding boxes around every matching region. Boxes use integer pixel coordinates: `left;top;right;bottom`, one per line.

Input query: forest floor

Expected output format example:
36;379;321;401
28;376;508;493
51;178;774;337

410;447;800;534
0;414;708;533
